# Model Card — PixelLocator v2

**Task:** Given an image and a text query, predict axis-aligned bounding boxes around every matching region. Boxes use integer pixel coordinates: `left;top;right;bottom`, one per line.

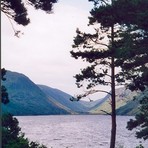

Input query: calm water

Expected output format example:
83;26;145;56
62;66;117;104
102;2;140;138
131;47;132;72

16;115;148;148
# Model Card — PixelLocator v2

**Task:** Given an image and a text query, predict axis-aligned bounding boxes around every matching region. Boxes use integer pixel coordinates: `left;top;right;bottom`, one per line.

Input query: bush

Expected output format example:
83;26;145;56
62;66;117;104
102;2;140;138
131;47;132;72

2;113;47;148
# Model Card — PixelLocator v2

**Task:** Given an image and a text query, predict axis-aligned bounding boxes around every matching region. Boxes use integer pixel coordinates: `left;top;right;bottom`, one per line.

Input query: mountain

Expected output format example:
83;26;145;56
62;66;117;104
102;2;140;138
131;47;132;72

37;85;89;113
116;88;148;115
89;87;139;115
2;70;143;116
2;71;69;115
116;99;140;115
79;97;108;109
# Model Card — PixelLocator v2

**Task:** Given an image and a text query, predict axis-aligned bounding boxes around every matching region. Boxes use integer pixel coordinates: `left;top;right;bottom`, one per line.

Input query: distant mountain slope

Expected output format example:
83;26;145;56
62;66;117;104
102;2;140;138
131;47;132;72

2;71;69;115
79;97;108;109
2;70;142;116
38;85;89;112
89;87;138;115
116;99;140;115
116;89;148;115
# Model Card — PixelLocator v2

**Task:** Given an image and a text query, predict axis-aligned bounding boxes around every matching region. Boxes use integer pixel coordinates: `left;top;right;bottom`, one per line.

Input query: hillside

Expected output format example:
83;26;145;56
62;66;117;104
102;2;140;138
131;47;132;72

2;70;143;116
38;85;89;113
2;71;69;115
89;87;139;115
116;88;148;115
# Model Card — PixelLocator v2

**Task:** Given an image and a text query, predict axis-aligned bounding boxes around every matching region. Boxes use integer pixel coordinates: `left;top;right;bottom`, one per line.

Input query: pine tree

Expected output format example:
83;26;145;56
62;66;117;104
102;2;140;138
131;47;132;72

71;1;120;147
127;90;148;140
70;0;148;147
119;0;148;142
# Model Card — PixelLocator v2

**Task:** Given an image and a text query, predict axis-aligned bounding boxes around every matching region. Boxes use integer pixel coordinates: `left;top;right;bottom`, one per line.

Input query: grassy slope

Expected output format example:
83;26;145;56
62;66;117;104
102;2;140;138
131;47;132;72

2;71;69;115
89;87;138;115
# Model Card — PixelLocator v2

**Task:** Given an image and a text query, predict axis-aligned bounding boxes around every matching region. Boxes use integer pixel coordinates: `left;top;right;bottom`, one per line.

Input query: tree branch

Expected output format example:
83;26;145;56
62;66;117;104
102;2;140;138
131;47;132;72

3;11;22;37
88;34;110;48
70;89;111;101
100;110;111;115
84;89;111;96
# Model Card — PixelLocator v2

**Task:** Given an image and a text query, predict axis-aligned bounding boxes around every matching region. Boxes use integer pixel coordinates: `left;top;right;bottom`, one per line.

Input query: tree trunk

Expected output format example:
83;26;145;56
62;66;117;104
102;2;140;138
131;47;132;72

110;21;116;148
110;70;116;148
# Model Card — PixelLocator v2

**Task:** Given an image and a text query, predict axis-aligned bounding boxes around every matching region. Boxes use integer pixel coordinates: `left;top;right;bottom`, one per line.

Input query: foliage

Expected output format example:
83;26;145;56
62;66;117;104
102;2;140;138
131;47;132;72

127;90;148;140
2;113;47;148
70;0;148;98
113;0;148;91
1;0;30;26
117;0;148;142
71;0;148;147
71;0;122;147
1;68;9;104
136;144;144;148
1;0;57;25
1;0;58;36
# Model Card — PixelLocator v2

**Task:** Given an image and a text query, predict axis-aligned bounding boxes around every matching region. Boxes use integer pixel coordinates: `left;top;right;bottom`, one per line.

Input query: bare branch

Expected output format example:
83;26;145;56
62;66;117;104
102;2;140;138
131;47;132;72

70;89;111;101
3;11;22;37
100;110;111;115
89;36;110;48
84;89;112;96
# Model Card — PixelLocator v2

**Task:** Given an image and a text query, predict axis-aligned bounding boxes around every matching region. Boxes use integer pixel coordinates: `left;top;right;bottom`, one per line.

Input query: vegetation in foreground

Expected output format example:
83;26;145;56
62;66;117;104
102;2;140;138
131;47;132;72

1;69;47;148
2;113;47;148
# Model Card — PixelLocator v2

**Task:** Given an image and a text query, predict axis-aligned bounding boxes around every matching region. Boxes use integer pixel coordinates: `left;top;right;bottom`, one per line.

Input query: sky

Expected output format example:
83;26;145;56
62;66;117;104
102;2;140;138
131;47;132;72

1;0;110;100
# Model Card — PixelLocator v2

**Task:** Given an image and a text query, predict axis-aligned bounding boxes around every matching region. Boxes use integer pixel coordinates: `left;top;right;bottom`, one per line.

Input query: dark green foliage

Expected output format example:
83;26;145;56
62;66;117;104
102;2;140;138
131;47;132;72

28;0;58;13
1;0;58;36
88;0;148;91
70;27;115;93
2;113;47;148
1;0;30;26
29;141;47;148
127;90;148;140
1;68;9;104
115;27;148;91
1;0;58;26
118;0;148;141
1;86;9;105
2;113;22;147
89;0;148;30
136;144;144;148
71;0;148;147
71;1;119;148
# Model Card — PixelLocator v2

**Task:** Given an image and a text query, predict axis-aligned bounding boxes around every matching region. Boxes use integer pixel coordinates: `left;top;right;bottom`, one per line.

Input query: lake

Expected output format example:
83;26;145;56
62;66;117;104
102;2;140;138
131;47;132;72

16;115;148;148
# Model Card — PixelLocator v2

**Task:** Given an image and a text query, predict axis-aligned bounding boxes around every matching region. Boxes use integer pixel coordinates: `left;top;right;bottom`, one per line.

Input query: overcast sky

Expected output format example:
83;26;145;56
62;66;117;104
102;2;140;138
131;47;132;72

2;0;110;100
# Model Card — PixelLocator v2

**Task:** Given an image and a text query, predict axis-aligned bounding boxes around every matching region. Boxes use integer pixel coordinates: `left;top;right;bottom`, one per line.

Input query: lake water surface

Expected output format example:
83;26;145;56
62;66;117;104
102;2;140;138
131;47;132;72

17;115;148;148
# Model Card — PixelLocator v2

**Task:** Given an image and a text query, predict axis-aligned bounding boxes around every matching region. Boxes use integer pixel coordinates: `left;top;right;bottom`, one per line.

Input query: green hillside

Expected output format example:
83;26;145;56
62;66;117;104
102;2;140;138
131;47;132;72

38;85;89;113
89;87;139;115
2;71;69;115
116;89;148;115
2;70;144;116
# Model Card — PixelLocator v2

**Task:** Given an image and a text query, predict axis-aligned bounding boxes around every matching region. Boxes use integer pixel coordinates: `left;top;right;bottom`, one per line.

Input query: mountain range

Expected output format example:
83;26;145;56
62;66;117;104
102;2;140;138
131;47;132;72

2;70;142;116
